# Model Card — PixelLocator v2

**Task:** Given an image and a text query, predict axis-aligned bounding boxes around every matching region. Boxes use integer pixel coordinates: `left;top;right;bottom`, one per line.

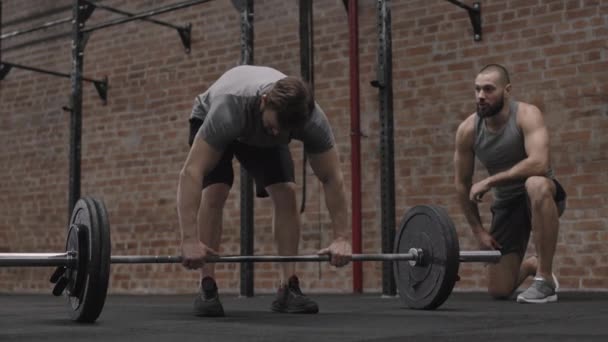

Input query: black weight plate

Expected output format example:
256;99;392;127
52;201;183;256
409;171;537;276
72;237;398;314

393;205;460;310
66;197;111;323
64;223;87;296
92;197;111;313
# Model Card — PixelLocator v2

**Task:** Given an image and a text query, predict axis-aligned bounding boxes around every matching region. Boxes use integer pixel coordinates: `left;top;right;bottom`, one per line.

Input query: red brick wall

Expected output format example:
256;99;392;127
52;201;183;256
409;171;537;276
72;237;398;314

1;0;606;295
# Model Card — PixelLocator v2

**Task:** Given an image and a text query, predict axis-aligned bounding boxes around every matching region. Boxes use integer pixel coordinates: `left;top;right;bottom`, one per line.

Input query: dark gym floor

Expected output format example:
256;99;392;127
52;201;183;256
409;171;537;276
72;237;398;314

1;292;607;342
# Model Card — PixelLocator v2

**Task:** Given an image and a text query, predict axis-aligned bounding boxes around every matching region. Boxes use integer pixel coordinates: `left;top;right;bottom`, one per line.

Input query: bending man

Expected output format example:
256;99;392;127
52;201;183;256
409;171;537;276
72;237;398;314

177;65;352;316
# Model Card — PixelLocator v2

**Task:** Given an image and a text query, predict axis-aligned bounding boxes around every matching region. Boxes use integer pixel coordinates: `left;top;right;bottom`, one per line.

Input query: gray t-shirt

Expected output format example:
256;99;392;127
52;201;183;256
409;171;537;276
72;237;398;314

190;65;335;154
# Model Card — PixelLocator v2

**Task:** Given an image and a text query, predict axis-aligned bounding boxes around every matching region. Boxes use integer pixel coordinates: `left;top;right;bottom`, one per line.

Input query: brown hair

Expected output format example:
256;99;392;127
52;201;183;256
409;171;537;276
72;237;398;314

265;77;314;130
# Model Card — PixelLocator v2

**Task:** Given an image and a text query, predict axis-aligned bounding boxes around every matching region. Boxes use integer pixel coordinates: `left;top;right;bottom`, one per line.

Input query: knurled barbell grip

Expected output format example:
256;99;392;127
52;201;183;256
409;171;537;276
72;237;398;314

110;253;417;264
109;250;501;264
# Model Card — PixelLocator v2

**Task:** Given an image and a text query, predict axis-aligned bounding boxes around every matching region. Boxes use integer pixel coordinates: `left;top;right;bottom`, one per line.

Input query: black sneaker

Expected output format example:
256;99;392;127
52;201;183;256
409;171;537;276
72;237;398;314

271;275;319;314
193;276;225;317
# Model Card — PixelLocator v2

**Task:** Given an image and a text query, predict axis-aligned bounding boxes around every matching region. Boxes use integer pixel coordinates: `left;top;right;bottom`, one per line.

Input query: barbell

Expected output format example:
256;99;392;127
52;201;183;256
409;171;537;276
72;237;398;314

0;197;501;323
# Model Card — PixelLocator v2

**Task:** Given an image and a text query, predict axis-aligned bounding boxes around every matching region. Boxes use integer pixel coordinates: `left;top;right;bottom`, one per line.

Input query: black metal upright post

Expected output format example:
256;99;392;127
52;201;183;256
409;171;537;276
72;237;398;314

1;0;3;65
299;0;313;108
298;0;313;213
376;0;396;296
237;0;255;298
69;0;87;218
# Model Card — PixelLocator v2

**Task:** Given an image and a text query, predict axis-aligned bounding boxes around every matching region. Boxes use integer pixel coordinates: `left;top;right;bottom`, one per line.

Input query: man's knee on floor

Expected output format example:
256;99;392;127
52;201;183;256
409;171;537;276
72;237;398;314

488;284;515;300
487;273;517;300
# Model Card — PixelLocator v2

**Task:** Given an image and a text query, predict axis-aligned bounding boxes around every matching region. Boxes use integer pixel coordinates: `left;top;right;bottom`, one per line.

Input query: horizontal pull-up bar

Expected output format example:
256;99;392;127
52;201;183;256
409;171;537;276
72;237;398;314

82;0;212;33
87;1;183;31
0;62;107;103
0;16;72;40
84;1;193;52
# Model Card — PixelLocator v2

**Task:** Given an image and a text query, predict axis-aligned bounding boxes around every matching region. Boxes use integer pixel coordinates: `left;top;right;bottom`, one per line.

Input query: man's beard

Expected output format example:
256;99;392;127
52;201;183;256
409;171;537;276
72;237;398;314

477;95;504;118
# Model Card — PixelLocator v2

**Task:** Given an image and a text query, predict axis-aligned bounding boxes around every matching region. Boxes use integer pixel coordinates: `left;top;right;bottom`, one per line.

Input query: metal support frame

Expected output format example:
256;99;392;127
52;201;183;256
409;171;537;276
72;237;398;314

68;0;88;219
235;0;255;298
66;0;212;220
81;0;212;34
0;1;105;40
1;0;3;66
298;0;313;214
84;1;192;53
0;62;107;102
444;0;482;41
1;2;195;52
0;0;2;67
4;0;212;222
372;0;396;297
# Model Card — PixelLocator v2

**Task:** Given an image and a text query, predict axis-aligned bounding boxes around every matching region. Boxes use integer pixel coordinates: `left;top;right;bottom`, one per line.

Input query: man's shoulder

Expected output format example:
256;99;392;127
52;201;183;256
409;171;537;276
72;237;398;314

458;113;478;134
454;113;478;149
514;101;544;127
515;101;542;115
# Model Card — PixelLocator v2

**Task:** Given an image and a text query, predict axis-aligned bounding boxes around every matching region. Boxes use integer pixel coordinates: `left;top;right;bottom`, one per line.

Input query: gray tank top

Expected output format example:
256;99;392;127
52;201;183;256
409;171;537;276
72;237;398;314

474;100;553;204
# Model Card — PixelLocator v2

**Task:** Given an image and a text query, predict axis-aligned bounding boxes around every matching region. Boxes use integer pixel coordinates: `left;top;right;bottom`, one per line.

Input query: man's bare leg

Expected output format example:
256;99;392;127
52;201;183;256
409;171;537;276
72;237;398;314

266;182;300;285
487;253;523;299
517;255;538;286
198;183;230;281
526;177;559;285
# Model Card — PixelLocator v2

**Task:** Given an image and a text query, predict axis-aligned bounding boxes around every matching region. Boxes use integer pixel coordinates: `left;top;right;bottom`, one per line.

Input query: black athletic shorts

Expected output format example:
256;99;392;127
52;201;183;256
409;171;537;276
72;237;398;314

189;118;295;198
490;178;567;259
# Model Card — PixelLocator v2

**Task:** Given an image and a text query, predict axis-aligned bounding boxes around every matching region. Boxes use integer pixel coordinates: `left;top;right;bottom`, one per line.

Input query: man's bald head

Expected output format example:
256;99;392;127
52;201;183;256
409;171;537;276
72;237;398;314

478;64;511;87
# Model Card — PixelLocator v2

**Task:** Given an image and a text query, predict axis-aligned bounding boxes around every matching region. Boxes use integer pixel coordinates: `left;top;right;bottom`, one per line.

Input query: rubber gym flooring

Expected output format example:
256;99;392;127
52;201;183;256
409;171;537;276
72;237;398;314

1;292;607;341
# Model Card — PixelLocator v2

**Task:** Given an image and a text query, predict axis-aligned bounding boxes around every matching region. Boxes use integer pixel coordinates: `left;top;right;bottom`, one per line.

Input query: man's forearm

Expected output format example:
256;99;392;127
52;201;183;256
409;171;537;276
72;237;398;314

455;184;484;233
322;178;350;240
177;169;202;242
487;157;548;187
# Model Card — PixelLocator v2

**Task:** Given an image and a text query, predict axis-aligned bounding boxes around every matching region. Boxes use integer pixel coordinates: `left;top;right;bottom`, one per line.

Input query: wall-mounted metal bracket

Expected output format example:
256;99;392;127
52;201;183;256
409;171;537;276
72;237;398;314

230;0;246;12
92;76;108;104
81;2;96;22
370;80;383;89
342;0;349;11
445;0;482;41
0;63;12;80
177;24;192;53
78;2;96;50
0;62;108;103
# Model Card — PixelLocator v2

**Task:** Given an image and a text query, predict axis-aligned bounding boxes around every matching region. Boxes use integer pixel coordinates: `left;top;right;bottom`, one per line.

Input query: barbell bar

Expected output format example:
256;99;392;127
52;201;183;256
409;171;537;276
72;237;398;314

0;250;501;266
0;197;503;323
